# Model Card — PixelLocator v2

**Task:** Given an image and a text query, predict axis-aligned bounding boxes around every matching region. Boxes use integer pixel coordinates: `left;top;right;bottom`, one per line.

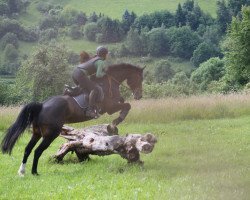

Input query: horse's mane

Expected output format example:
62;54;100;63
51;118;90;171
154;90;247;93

106;63;142;73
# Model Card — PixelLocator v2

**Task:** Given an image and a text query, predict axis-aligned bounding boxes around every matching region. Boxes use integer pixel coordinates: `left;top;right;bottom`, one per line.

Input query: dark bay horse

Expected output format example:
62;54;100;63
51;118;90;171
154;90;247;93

1;63;144;176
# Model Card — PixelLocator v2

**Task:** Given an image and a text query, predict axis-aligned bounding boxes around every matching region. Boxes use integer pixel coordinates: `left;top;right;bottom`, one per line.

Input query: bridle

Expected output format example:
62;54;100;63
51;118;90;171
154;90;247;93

106;73;142;98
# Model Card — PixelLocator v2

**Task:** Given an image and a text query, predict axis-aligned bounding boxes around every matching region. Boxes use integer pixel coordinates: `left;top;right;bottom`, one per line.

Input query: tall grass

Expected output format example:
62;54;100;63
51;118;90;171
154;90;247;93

2;93;250;125
127;93;250;123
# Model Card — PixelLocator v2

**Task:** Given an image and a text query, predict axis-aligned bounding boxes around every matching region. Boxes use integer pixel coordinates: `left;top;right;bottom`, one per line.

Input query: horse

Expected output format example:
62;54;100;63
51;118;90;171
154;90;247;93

1;63;144;176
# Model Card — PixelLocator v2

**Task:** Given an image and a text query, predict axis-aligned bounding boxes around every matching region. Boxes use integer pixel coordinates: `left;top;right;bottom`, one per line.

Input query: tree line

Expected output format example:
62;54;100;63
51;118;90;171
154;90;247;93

1;0;250;104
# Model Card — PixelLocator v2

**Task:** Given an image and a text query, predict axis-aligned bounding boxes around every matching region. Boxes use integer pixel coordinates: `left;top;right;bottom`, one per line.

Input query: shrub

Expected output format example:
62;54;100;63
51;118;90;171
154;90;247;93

1;32;19;50
83;22;99;41
154;60;175;83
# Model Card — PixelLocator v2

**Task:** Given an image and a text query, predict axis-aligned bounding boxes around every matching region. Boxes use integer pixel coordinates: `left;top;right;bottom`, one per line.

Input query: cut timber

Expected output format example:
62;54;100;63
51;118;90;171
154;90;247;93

54;124;157;164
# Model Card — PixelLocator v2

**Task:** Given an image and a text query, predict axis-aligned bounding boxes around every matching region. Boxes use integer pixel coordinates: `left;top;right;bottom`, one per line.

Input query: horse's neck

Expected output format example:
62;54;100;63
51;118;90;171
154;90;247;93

109;70;129;84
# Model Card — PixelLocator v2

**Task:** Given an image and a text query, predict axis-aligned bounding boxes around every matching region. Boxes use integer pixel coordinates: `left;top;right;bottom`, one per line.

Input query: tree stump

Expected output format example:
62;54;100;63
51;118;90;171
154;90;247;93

54;124;157;164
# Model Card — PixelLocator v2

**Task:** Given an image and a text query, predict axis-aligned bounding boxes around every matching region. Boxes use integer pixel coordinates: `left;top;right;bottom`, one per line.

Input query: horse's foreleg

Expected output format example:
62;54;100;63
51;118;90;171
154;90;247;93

108;102;131;127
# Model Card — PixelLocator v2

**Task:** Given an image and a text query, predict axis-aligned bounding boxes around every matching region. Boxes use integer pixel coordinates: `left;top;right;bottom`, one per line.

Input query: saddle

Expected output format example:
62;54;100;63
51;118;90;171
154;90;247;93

63;84;104;109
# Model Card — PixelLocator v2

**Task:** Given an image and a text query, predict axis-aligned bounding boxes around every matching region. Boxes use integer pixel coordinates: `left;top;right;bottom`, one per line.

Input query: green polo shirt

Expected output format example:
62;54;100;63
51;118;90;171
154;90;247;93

95;60;107;78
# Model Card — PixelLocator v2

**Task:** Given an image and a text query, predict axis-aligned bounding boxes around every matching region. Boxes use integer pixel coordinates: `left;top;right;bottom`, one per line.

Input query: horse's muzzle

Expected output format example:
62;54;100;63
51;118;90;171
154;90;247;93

133;89;142;100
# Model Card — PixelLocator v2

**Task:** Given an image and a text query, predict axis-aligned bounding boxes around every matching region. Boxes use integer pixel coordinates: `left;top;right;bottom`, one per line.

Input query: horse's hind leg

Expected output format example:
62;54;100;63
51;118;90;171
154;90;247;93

18;127;41;176
31;126;60;175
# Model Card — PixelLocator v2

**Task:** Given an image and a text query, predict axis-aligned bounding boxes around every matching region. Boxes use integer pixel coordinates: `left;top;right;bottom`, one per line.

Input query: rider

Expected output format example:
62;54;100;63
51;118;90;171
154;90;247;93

72;46;109;118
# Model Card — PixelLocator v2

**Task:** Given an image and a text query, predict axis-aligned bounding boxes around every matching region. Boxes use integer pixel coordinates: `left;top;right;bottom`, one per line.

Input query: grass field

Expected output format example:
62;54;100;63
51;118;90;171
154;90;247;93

18;0;218;28
40;0;218;19
0;94;250;199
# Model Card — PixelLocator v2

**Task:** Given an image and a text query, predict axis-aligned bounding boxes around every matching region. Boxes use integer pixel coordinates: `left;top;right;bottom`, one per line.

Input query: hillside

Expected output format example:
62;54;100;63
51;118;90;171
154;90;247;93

19;0;218;26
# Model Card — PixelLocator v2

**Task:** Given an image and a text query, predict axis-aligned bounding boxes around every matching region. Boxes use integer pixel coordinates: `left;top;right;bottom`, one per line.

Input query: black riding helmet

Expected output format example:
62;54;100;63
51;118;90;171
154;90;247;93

96;46;108;58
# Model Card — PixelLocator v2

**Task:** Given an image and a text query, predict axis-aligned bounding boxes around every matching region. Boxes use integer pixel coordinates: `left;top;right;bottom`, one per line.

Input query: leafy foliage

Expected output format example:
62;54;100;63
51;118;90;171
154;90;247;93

223;6;250;87
191;42;221;67
154;60;175;82
191;57;225;91
146;27;170;57
0;32;19;50
15;43;72;102
83;22;98;41
167;26;201;59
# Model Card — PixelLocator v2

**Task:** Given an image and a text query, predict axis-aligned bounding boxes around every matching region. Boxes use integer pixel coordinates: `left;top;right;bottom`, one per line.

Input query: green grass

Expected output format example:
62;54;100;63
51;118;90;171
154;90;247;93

44;0;218;19
0;94;250;199
18;0;218;27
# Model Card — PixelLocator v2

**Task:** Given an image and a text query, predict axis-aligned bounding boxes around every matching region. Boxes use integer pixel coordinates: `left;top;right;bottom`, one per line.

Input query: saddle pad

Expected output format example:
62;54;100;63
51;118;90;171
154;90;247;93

73;94;89;109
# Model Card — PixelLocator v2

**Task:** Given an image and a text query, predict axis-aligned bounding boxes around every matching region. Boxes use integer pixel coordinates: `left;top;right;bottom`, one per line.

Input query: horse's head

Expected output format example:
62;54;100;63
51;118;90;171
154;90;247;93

126;66;145;100
106;63;145;100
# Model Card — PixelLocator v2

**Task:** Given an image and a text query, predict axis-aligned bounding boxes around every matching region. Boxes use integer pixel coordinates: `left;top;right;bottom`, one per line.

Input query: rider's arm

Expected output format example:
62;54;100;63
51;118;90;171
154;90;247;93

95;60;106;78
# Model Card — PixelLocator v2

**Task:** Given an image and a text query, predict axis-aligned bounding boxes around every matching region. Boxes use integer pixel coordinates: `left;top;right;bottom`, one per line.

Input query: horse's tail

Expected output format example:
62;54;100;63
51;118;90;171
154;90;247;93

1;102;43;155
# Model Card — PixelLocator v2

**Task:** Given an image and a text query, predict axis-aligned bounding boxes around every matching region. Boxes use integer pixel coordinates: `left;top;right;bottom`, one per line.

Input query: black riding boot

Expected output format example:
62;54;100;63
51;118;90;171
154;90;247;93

86;106;100;119
86;87;101;119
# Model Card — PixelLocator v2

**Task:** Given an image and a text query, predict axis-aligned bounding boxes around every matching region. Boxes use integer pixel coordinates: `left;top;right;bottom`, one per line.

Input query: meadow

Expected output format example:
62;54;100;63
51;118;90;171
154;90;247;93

0;94;249;199
20;0;218;26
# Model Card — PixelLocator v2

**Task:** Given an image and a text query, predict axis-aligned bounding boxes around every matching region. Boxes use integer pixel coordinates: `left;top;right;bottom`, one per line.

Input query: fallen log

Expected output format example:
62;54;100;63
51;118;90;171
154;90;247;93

54;124;157;164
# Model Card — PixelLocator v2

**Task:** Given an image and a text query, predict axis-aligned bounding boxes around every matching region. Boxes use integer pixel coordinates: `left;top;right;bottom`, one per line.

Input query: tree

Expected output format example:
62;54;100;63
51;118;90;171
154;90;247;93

88;12;98;22
83;22;98;41
191;42;221;67
122;10;136;33
0;1;10;15
15;43;72;102
97;16;123;42
228;0;250;16
183;0;194;12
146;27;170;56
1;32;19;49
69;25;82;39
125;28;145;55
216;0;232;33
154;60;175;83
167;26;201;59
191;57;225;91
175;3;186;26
3;43;19;74
0;18;24;39
39;15;58;30
223;6;250;87
76;12;87;26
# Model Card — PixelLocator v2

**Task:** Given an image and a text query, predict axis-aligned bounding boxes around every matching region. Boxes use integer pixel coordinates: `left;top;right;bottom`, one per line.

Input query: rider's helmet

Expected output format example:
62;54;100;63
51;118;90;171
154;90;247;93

96;46;108;58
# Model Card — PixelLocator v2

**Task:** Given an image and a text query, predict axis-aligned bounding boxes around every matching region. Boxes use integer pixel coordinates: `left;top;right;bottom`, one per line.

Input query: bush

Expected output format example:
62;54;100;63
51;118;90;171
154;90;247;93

39;16;58;30
154;60;175;83
1;32;19;50
191;57;225;91
0;82;9;105
146;27;170;57
39;28;58;42
36;2;53;13
15;43;72;102
69;25;82;39
191;42;221;67
20;27;39;42
167;26;201;59
83;22;99;41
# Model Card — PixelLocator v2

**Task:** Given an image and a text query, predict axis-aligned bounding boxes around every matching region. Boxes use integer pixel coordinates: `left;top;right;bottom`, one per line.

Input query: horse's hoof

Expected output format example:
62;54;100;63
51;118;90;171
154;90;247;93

18;171;25;177
32;172;39;176
107;125;118;135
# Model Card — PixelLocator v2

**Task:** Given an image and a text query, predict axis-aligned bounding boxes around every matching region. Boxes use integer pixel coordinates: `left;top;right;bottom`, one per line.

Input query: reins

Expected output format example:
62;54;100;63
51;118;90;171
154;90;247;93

107;74;131;98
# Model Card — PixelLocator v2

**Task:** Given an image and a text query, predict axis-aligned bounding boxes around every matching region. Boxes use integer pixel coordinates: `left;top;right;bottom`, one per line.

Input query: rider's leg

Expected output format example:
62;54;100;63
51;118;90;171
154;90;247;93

72;68;99;118
89;87;101;118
